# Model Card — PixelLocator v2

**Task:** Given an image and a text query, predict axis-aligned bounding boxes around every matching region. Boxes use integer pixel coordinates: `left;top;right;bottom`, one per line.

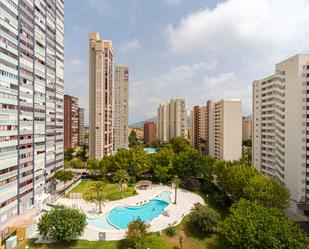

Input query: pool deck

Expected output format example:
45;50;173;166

55;185;204;241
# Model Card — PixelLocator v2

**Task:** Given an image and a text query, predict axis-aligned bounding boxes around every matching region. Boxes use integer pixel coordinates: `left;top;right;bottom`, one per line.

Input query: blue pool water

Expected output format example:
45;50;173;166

87;213;116;230
87;191;172;230
108;199;168;229
144;147;157;154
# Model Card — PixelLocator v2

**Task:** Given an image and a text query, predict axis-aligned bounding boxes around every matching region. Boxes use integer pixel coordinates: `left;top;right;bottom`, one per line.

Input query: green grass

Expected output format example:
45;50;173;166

67;181;136;201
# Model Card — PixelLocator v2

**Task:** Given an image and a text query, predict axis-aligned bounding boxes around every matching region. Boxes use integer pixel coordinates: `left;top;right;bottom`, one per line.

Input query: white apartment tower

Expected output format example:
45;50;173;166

253;54;309;205
89;32;114;159
157;99;186;142
114;65;129;151
213;100;242;161
190;100;242;161
0;0;64;235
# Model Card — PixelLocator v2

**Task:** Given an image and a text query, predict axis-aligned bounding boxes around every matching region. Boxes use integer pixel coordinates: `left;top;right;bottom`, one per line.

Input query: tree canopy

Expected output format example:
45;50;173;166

220;199;307;249
38;205;87;242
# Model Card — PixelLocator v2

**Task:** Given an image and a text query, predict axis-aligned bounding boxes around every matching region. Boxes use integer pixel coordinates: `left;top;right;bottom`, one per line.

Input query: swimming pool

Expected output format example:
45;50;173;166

108;199;168;229
144;147;157;154
87;191;172;230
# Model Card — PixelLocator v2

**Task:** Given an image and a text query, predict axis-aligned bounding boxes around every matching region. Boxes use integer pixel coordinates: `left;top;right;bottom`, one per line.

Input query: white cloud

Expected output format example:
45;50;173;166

164;0;183;6
159;0;309;123
129;61;220;122
167;0;309;59
119;38;141;53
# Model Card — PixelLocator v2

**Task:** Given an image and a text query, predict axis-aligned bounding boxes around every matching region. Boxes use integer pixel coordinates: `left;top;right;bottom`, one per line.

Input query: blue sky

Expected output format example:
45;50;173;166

64;0;309;124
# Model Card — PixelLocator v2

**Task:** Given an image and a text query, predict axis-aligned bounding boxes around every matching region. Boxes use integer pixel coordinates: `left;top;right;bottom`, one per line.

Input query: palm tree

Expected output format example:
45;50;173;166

172;176;181;204
90;181;106;213
113;169;130;192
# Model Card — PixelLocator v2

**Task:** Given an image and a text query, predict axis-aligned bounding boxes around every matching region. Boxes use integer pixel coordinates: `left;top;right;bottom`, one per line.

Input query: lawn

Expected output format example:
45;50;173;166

68;180;136;201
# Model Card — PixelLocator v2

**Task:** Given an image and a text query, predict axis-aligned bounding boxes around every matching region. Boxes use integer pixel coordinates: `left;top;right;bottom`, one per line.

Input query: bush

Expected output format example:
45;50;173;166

166;226;176;237
38;205;86;242
126;219;149;249
183;176;201;191
189;203;220;233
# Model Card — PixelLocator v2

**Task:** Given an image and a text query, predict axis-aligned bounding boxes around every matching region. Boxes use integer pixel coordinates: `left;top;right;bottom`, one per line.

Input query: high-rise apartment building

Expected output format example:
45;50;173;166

0;0;64;234
242;116;252;140
253;54;309;205
214;100;242;161
190;100;242;161
64;95;78;149
78;108;85;146
144;121;157;144
89;32;114;159
114;65;129;151
157;99;186;142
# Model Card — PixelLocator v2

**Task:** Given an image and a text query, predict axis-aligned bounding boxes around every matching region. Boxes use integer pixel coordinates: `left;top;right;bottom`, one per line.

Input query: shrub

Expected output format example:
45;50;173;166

166;226;176;237
126;219;149;249
189;203;220;233
38;205;86;242
183;176;201;191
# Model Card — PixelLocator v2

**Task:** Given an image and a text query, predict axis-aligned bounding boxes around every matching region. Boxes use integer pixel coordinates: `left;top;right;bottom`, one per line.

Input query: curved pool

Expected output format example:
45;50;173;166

108;199;168;229
87;191;172;230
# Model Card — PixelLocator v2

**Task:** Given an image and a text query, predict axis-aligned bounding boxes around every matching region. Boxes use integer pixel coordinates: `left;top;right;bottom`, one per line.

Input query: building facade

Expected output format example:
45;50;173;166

213;100;242;161
157;99;186;142
89;32;114;159
190;100;242;161
144;121;157;144
64;95;78;149
0;0;64;234
114;65;129;151
253;54;309;205
242;116;252;140
77;108;84;146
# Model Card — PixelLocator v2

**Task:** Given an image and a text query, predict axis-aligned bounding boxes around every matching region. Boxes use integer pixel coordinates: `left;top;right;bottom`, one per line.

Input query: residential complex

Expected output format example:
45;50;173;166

242;116;252;140
253;54;309;206
64;95;78;149
157;99;186;142
144;121;157;144
0;0;64;235
190;100;242;161
89;32;114;159
78;108;85;146
114;65;129;151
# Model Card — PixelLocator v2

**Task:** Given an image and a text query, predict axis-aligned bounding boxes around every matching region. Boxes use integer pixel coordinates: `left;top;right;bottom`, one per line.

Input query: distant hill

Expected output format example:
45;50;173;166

129;116;190;129
129;117;157;129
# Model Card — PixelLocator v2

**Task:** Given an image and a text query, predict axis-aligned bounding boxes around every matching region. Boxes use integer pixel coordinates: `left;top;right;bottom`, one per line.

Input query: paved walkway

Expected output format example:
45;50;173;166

55;185;204;241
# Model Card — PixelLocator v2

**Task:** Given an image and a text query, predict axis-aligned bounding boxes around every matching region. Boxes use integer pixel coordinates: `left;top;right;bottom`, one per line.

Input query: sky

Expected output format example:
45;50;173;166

64;0;309;125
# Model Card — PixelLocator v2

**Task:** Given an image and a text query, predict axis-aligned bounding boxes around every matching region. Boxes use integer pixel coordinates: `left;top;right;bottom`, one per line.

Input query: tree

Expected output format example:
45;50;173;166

69;158;84;169
214;162;258;200
151;147;175;183
172;175;181;204
173;148;208;179
113;169;130;192
189;203;220;233
64;147;75;161
90;181;106;213
183;176;201;191
129;129;138;147
55;170;74;188
38;205;86;242
76;144;88;161
170;137;190;153
87;158;100;172
220;199;307;249
125;219;149;249
129;146;151;177
243;174;290;209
